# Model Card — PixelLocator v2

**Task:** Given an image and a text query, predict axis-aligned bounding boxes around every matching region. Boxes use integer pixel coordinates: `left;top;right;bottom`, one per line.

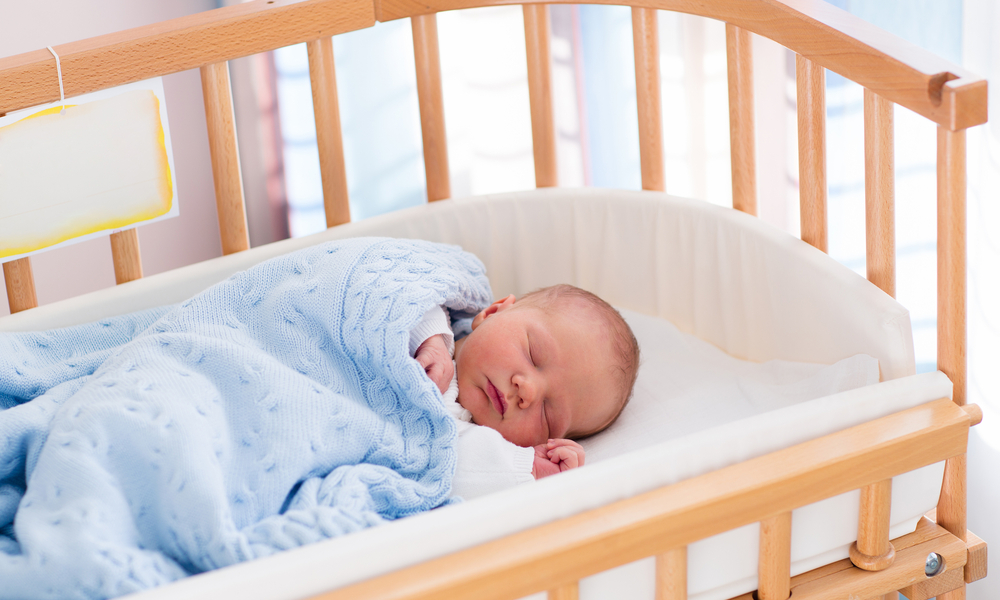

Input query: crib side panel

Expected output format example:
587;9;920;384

313;398;971;600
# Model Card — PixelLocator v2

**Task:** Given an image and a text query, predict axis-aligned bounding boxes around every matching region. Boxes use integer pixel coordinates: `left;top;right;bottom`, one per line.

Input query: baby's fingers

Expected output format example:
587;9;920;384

546;439;585;467
547;446;581;471
415;351;433;370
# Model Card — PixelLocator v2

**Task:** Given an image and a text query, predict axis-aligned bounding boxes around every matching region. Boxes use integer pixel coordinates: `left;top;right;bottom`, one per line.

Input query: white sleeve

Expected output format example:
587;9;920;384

451;423;535;500
409;306;455;357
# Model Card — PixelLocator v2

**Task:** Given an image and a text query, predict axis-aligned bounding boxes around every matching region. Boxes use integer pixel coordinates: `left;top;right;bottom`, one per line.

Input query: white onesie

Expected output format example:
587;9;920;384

409;307;535;500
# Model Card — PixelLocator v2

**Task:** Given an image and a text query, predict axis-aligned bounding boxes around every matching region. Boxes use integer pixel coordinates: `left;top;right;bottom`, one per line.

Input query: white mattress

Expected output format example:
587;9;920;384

0;189;945;600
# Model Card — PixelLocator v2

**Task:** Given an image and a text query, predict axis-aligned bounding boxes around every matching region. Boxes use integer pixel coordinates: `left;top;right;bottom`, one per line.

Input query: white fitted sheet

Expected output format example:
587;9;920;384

587;309;881;464
0;189;942;600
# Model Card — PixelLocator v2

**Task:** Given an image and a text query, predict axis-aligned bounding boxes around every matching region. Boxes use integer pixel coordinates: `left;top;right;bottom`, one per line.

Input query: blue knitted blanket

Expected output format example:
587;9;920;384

0;237;493;600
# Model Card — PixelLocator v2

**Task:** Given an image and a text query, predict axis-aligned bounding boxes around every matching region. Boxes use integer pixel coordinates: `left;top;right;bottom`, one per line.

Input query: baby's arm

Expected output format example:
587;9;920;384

531;439;585;479
414;334;454;394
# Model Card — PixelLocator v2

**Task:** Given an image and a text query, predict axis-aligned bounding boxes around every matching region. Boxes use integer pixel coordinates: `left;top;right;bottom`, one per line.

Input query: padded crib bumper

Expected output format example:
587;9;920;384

0;188;915;380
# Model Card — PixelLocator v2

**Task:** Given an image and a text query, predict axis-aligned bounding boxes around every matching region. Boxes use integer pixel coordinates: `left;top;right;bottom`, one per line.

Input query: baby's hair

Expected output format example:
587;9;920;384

519;284;640;439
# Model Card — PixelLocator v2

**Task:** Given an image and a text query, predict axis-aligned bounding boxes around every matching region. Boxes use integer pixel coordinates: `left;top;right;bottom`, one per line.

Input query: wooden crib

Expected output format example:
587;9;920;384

0;1;988;599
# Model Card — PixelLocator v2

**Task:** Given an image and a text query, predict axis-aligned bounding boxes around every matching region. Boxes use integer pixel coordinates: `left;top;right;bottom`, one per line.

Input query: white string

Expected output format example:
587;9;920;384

46;46;66;114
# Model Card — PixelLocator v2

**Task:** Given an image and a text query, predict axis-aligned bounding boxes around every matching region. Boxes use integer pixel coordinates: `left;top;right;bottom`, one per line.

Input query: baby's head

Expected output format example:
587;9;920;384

453;284;640;448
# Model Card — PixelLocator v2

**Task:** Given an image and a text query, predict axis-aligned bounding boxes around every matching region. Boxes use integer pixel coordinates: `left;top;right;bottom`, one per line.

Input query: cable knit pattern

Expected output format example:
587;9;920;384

0;238;492;600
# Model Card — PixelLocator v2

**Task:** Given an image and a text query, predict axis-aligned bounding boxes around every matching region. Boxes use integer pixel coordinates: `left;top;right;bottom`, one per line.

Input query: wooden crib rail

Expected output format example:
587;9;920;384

374;0;985;132
0;0;374;116
312;398;973;600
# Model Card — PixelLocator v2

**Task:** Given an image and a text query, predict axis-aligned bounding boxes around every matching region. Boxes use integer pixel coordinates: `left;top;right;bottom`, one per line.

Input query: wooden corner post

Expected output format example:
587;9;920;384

936;125;968;600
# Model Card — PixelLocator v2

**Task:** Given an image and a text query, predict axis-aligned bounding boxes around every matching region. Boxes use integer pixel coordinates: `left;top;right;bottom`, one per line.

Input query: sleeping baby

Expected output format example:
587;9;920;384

410;284;640;498
0;239;640;597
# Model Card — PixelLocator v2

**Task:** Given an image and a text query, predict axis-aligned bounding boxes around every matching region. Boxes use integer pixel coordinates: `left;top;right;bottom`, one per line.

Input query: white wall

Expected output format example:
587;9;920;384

0;0;221;316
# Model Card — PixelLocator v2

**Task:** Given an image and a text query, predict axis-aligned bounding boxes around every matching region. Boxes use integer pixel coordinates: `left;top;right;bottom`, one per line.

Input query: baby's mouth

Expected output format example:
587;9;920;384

486;379;507;416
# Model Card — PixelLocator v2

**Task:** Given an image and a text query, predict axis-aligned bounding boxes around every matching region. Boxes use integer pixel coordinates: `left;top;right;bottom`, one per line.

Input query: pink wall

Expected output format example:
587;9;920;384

0;0;222;317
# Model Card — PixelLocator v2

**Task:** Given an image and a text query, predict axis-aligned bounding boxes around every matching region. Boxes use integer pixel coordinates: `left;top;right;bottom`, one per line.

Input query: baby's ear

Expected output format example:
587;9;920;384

470;294;516;330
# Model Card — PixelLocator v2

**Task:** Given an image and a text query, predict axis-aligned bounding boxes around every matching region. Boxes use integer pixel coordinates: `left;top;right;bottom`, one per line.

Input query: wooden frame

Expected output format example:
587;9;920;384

0;0;987;598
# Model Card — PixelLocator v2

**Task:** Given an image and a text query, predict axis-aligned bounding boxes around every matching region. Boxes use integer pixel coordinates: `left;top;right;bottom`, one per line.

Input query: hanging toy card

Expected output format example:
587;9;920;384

0;77;178;262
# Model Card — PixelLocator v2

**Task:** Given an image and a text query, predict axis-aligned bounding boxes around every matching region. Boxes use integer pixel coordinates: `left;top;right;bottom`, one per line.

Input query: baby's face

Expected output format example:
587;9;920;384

454;295;620;448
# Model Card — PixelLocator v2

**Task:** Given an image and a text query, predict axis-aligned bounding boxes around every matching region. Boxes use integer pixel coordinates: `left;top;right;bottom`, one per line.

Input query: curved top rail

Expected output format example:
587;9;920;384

0;0;374;115
375;0;986;130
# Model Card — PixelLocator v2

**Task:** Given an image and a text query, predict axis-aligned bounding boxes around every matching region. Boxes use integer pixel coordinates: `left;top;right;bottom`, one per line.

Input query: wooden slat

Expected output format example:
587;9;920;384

547;582;578;600
655;546;686;600
307;37;351;228
726;23;756;216
411;13;451;202
632;6;664;192
109;229;143;284
0;0;374;115
758;512;792;600
796;54;827;252
3;258;38;313
937;126;967;406
373;0;986;131
864;89;895;297
311;398;971;600
523;4;557;188
201;61;250;255
850;478;895;571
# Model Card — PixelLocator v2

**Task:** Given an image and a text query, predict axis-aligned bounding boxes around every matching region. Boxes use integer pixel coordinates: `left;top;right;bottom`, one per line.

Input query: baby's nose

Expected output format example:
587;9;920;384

515;377;538;407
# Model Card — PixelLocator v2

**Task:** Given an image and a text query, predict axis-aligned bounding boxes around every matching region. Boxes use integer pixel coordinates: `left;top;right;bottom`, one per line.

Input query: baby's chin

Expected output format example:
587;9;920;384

454;390;479;424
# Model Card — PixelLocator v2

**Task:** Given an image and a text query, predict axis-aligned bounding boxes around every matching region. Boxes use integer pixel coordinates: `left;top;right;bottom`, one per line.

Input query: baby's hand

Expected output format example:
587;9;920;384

531;439;585;479
414;334;453;394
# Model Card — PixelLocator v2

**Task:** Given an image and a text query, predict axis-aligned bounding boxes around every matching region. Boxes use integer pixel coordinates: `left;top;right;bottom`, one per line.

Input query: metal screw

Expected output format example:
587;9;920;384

925;552;944;576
